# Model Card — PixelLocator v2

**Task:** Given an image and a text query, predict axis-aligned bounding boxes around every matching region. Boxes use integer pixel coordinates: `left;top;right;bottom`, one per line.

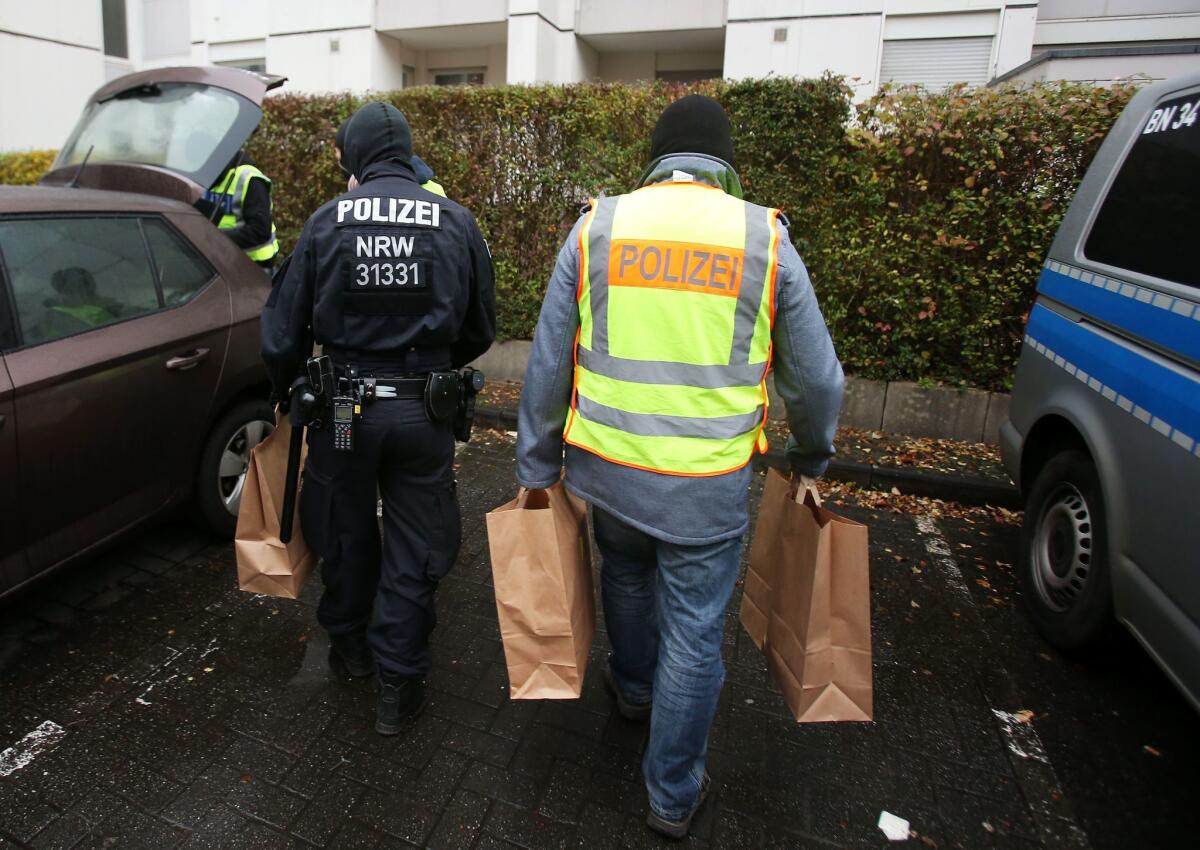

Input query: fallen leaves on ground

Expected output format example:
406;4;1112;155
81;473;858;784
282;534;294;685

822;479;1021;526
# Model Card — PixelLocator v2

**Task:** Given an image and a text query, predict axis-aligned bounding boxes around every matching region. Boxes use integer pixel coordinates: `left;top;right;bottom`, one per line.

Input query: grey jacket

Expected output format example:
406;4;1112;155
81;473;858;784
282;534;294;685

516;155;844;545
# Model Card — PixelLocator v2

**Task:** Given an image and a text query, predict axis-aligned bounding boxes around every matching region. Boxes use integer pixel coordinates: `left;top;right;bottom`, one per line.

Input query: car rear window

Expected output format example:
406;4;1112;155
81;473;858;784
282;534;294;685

0;217;161;346
143;219;214;306
1084;90;1200;289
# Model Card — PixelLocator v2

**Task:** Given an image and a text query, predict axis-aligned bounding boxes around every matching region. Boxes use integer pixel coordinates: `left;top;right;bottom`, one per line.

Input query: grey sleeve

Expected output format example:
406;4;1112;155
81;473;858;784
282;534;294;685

515;217;585;488
771;220;844;478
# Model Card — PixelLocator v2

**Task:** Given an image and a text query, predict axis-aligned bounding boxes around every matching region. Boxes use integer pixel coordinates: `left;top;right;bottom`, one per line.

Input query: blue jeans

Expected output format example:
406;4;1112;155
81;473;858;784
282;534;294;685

593;507;743;821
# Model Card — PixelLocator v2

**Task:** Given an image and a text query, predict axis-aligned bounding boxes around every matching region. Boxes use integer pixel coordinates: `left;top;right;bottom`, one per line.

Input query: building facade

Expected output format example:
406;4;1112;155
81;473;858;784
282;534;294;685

3;0;1200;151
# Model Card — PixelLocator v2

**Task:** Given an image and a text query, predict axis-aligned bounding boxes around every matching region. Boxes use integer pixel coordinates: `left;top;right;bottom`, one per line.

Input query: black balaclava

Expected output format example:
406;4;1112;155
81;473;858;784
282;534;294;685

649;94;734;166
343;101;414;181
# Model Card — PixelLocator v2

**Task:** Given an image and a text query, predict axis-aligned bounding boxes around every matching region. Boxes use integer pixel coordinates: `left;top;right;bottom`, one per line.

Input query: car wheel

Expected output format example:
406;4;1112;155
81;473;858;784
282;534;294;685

1018;449;1113;651
195;399;276;537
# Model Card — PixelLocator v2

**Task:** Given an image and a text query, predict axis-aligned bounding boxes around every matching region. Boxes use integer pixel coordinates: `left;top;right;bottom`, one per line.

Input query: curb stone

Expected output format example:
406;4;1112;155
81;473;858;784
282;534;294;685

472;406;1020;509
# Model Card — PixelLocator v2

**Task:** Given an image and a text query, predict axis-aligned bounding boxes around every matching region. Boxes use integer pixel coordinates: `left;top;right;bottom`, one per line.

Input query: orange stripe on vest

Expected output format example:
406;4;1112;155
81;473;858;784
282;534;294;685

607;239;743;298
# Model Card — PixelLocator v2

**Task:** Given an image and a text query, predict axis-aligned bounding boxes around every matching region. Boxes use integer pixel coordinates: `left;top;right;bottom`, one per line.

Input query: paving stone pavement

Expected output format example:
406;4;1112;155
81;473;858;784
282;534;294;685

0;435;1193;849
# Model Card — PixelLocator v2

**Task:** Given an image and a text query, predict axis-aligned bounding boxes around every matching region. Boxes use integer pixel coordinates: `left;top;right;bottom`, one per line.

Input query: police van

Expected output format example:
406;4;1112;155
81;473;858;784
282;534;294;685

1002;72;1200;710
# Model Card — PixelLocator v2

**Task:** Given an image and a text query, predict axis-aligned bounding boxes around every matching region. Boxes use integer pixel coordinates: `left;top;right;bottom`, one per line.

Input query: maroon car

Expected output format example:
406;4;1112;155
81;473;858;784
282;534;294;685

0;67;287;597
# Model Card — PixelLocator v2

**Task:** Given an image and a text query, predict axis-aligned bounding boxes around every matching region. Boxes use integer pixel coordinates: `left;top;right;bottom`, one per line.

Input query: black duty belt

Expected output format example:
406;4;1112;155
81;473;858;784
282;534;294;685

364;377;425;399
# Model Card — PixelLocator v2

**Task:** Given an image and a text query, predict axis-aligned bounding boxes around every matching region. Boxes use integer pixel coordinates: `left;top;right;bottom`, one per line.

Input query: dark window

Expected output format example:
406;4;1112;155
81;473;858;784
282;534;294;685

143;219;214;306
102;0;128;59
0;218;160;346
1085;90;1200;289
433;69;485;87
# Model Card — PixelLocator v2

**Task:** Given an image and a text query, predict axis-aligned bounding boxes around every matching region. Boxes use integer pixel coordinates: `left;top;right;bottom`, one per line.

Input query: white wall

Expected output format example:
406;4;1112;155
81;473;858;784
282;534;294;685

0;33;105;151
0;0;107;150
507;5;599;84
375;0;507;32
268;30;375;93
725;14;884;95
577;0;726;36
995;4;1038;76
1008;51;1200;84
598;52;657;81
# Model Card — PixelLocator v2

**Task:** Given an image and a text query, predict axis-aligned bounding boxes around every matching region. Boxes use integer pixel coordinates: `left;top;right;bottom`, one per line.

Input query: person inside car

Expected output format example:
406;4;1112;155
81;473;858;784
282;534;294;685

39;267;121;340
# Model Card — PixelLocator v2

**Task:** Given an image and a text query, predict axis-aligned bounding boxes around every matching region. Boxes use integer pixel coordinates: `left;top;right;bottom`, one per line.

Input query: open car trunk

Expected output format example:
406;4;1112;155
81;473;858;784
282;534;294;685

41;66;285;205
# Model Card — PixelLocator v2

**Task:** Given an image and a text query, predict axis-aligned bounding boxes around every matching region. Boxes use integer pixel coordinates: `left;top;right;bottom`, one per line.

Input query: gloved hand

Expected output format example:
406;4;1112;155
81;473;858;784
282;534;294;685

790;471;817;491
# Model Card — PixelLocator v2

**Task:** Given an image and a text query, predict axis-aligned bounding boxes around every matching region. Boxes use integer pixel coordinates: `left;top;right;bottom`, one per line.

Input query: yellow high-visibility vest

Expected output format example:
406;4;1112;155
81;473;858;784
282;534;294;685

565;181;781;476
210;164;280;262
422;179;447;197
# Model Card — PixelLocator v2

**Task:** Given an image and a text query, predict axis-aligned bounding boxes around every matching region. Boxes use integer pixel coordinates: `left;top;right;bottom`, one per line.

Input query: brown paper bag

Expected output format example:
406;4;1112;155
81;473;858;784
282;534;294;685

741;467;873;722
486;482;595;699
234;413;316;599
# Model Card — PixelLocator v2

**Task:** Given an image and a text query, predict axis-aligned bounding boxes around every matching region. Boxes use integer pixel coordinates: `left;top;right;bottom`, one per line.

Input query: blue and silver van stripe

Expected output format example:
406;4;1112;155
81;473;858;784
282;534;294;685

1026;304;1200;460
1039;261;1200;364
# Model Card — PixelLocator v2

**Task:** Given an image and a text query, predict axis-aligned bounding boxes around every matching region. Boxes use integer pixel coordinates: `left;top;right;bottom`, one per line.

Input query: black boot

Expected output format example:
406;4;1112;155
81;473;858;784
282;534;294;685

376;672;425;735
328;631;373;679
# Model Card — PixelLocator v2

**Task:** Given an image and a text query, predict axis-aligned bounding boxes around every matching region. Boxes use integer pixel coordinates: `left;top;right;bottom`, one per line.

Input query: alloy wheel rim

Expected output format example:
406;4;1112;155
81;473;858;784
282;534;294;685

1031;482;1093;612
218;418;275;516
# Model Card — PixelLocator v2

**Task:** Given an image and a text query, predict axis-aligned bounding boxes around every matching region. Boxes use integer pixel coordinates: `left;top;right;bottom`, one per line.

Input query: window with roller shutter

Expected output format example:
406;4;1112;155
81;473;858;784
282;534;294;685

880;36;995;89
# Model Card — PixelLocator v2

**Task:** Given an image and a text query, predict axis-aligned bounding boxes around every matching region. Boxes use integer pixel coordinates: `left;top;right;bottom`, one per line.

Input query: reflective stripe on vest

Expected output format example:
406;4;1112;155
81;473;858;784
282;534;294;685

565;183;780;476
211;165;280;262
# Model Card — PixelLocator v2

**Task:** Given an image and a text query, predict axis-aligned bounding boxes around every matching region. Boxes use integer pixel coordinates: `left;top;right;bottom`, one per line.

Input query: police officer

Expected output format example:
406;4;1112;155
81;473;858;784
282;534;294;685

335;117;447;197
262;101;495;734
205;148;280;270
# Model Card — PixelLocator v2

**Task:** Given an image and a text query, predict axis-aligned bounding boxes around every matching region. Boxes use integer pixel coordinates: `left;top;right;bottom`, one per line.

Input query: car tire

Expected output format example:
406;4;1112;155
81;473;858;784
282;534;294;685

195;398;276;538
1018;449;1114;652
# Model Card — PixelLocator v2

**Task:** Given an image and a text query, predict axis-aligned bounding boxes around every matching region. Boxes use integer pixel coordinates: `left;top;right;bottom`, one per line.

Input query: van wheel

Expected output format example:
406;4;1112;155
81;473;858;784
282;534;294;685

1018;449;1113;651
195;399;276;537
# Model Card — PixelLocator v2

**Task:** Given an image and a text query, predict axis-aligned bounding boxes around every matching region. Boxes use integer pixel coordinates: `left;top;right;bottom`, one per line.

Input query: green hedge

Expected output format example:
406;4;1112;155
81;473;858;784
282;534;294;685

1;79;1135;389
0;150;56;185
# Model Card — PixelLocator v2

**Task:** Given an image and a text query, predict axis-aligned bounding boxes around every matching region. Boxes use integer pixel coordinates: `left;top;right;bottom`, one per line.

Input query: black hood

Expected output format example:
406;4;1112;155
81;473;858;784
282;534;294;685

343;101;413;179
411;154;435;184
335;117;351;176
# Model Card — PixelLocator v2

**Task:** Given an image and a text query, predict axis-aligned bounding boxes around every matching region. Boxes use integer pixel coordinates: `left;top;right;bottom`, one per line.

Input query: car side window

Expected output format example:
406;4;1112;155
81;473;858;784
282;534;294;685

142;218;215;306
0;217;161;346
1084;90;1200;290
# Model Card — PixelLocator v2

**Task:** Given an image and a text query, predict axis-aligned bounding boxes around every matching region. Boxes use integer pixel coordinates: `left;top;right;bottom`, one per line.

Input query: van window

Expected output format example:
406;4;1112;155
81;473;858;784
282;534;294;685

1084;90;1200;289
143;218;214;306
0;217;161;346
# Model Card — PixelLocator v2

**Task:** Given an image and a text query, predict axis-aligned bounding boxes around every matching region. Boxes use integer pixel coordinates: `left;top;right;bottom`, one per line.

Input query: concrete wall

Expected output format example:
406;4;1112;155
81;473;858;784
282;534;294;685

1006;52;1200;85
0;0;106;151
375;0;507;32
577;0;726;36
725;14;883;97
1035;0;1200;48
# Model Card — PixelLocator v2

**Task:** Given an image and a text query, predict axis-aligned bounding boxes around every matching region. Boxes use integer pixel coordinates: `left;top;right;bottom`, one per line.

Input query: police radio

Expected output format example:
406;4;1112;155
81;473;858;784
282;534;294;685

332;377;357;452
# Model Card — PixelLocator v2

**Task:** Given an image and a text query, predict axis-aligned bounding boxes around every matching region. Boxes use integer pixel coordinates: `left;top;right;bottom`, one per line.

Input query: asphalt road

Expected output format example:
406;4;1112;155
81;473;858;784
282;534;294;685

0;434;1194;849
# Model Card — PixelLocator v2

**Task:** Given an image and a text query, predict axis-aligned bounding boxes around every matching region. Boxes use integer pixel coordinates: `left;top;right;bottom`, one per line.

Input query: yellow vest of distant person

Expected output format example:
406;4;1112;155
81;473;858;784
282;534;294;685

565;181;781;476
211;164;280;262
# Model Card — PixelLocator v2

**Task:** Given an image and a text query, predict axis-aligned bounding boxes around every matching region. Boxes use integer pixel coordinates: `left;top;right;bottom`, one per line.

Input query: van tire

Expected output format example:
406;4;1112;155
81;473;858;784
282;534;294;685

195;399;276;538
1018;449;1114;652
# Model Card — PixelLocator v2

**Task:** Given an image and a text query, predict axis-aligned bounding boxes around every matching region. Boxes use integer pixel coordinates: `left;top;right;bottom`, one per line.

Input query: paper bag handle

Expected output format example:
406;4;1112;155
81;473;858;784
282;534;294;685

787;473;822;507
516;486;550;510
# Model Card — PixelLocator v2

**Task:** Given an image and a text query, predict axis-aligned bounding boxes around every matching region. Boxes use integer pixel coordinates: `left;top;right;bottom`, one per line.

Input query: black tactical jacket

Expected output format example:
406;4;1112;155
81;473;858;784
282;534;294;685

261;152;495;396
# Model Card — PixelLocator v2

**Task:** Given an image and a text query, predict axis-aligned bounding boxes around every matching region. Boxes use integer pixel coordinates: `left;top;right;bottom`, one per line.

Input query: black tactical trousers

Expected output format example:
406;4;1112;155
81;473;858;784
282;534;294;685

301;396;461;677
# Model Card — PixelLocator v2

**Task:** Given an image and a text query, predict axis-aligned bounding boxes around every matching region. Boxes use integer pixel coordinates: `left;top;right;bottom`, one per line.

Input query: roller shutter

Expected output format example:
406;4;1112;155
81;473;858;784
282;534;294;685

880;36;994;88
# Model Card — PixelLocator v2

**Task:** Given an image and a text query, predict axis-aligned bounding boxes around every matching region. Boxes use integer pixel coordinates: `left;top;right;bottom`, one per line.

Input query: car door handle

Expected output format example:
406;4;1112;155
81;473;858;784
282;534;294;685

0;414;5;432
165;348;210;371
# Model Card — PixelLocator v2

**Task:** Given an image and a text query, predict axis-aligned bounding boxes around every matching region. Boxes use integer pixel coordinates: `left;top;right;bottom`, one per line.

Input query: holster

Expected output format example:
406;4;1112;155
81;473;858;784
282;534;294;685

454;367;486;443
425;372;461;424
